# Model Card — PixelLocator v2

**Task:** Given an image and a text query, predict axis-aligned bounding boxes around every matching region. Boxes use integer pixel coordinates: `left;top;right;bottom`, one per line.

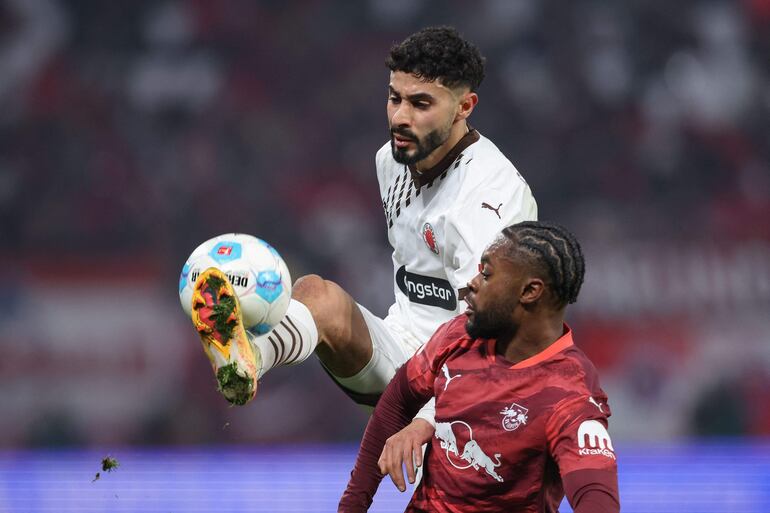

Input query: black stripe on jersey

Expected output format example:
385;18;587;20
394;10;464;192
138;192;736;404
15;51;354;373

393;167;408;218
384;182;395;227
385;170;405;227
449;153;464;174
401;178;413;208
385;167;411;227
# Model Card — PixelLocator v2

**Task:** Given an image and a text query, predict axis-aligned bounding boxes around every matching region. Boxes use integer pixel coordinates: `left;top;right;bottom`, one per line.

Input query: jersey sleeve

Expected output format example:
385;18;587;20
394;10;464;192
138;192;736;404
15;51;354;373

404;316;466;397
374;142;391;193
442;166;537;290
546;395;619;508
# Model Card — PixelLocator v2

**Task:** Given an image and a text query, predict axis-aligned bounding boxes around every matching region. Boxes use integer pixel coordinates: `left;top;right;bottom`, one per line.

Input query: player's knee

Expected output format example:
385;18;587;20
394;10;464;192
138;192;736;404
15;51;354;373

292;274;353;348
293;274;339;324
292;274;330;307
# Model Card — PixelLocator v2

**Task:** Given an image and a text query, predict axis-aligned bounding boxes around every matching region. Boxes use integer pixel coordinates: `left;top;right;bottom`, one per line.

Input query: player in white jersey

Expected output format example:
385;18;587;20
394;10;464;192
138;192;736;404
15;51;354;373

377;130;536;349
190;27;537;432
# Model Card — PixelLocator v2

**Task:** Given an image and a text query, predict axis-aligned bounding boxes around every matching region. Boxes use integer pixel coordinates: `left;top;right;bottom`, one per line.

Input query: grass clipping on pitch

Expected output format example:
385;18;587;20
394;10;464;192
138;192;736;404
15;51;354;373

92;456;119;482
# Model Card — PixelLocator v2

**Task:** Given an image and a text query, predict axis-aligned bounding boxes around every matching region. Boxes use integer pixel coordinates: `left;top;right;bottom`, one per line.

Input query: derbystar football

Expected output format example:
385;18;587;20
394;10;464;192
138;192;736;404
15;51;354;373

179;233;292;334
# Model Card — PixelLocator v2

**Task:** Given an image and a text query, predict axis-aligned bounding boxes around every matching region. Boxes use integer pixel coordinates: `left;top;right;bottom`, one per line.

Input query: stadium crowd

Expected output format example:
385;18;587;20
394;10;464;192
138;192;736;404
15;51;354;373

1;0;769;446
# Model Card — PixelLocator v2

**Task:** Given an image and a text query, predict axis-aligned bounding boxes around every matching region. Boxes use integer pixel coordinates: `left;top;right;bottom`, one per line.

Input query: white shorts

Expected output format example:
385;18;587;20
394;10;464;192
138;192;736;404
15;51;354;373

322;303;423;406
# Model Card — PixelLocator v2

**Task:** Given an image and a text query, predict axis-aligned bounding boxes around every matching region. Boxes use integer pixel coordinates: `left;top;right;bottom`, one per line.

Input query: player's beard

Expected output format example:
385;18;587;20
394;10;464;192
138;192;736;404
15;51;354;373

465;298;517;340
390;122;452;165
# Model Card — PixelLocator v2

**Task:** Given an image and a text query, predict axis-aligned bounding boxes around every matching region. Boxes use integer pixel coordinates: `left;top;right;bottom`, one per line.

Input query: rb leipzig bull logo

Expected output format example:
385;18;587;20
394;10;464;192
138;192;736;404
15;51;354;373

434;420;504;482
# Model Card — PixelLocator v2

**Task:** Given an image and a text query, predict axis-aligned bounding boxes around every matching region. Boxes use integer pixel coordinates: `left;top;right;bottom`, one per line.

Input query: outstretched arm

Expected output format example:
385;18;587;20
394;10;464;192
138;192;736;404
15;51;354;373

338;364;431;512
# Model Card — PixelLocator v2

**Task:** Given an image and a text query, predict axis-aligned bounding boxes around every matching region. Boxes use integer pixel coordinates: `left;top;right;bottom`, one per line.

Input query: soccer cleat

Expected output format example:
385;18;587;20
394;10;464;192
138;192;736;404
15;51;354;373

191;267;260;405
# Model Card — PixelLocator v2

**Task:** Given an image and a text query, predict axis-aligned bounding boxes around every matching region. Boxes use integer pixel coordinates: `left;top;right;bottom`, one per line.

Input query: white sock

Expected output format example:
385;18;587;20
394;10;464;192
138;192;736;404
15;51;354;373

247;300;319;379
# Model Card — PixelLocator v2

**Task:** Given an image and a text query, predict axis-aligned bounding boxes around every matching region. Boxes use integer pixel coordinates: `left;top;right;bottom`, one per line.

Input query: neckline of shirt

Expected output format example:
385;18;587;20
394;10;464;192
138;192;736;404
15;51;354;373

408;127;480;188
485;324;574;369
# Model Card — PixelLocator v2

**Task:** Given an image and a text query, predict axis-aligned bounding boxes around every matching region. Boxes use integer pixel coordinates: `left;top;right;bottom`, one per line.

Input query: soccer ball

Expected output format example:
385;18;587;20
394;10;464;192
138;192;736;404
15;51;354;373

179;234;292;334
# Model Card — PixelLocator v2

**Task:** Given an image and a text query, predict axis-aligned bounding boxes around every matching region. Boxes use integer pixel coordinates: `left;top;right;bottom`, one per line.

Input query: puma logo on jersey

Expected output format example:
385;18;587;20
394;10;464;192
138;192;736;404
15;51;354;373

481;202;503;219
589;397;604;413
442;364;462;390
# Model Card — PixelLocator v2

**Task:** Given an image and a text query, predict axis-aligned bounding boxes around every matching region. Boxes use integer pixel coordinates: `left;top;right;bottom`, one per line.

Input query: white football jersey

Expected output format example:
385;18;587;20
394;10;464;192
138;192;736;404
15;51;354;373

376;129;538;346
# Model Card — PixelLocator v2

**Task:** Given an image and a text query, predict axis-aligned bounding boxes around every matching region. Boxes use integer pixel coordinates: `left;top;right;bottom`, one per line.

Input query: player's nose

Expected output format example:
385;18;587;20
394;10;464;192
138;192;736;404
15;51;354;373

390;103;412;127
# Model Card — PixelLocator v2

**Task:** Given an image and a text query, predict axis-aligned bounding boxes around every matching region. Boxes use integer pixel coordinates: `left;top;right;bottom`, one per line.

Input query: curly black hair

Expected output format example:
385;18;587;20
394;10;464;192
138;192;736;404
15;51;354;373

501;221;586;308
386;26;485;92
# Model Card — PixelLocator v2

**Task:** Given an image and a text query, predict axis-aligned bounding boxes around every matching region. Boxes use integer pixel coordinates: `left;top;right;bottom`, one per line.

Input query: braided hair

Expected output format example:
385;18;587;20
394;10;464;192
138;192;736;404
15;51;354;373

501;221;586;308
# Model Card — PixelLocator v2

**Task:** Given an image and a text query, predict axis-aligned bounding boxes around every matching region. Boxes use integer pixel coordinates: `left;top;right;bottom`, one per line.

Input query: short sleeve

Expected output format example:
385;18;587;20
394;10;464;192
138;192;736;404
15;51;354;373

443;169;537;290
404;317;466;400
546;395;618;476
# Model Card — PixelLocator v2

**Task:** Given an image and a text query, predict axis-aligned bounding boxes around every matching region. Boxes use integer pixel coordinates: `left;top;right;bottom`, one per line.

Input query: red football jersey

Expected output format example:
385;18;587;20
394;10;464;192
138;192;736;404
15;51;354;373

403;316;617;512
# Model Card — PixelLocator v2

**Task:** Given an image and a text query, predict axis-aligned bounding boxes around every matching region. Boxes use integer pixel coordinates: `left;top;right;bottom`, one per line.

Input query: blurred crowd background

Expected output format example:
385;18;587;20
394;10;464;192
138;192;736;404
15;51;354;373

1;0;769;449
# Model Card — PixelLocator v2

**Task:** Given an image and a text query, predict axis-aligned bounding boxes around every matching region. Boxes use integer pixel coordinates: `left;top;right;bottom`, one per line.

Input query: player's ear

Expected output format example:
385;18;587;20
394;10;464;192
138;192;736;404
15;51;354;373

456;91;478;121
520;278;545;305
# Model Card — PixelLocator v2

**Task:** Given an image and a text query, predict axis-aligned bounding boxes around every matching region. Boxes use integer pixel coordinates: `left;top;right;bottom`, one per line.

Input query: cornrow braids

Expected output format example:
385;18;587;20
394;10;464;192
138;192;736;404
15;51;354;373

502;221;586;307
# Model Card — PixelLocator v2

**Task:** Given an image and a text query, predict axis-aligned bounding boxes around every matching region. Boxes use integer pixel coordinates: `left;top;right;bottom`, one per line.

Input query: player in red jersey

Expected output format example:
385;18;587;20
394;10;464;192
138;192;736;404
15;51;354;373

339;221;619;513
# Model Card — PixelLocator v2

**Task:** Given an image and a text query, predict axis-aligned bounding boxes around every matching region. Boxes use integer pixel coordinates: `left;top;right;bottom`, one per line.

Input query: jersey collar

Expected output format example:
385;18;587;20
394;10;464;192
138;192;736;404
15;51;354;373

487;324;575;369
408;127;480;188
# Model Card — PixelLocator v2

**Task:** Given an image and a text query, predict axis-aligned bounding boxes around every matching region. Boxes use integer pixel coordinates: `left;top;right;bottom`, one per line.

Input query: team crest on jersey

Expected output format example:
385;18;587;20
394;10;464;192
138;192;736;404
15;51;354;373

500;403;528;431
422;223;439;255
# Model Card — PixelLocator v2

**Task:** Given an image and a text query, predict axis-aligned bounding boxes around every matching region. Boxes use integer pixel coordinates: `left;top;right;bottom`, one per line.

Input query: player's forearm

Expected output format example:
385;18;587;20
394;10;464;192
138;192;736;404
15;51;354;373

563;468;620;513
573;490;620;513
338;365;425;512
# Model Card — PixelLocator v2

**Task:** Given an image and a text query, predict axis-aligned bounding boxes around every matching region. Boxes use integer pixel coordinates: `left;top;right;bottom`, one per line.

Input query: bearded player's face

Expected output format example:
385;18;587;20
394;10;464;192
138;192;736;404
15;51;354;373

387;71;461;166
463;241;521;340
